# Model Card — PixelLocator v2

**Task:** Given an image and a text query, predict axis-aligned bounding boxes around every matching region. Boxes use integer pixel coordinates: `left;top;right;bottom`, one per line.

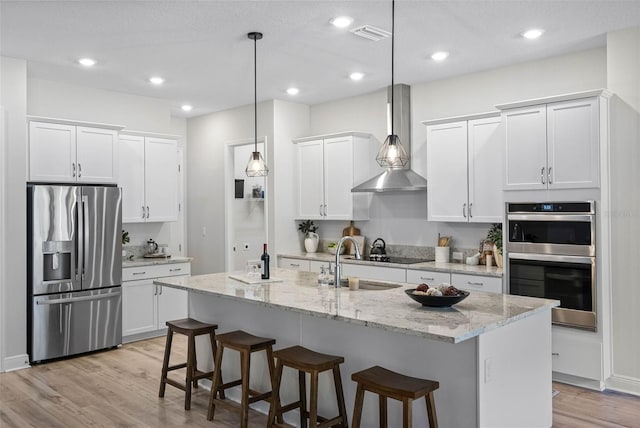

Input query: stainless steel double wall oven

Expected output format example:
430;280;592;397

506;201;596;330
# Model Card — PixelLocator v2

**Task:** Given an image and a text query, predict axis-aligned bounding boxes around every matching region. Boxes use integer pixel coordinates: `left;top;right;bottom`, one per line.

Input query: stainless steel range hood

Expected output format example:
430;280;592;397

352;84;428;192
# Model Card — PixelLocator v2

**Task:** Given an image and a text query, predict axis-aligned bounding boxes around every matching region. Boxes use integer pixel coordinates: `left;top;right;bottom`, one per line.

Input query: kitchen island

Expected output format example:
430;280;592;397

155;268;559;427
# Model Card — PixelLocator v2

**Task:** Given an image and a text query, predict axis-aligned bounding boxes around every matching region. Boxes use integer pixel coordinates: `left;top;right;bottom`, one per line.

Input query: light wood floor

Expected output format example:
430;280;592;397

1;336;639;427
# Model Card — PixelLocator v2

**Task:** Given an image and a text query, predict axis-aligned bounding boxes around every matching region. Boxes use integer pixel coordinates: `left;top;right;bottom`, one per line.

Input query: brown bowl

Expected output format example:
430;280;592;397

404;288;470;307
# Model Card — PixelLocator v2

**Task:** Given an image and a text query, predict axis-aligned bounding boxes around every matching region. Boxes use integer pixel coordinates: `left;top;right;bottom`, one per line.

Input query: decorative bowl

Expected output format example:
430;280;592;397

327;244;346;255
404;288;470;307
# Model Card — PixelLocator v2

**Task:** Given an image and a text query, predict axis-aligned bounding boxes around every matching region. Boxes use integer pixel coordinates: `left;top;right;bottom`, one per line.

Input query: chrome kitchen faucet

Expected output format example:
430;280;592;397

334;236;362;288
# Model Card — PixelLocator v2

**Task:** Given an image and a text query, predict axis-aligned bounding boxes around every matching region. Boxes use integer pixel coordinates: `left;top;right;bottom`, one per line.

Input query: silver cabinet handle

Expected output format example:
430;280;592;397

146;206;150;219
469;203;473;218
169;268;182;272
78;163;82;178
154;285;158;296
323;204;327;216
141;206;146;219
552;352;560;356
548;167;552;184
290;263;300;267
158;286;163;295
420;277;435;281
132;271;146;276
72;163;76;178
319;205;323;216
541;167;545;184
467;281;483;286
463;203;467;218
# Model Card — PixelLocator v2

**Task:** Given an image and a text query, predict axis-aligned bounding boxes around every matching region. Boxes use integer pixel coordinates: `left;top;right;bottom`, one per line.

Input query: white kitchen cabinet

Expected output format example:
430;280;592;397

406;269;451;286
279;257;311;271
451;273;502;294
341;263;406;282
425;114;502;223
552;327;603;382
294;132;373;221
309;260;333;273
501;97;599;190
28;120;120;184
122;262;190;341
119;134;178;223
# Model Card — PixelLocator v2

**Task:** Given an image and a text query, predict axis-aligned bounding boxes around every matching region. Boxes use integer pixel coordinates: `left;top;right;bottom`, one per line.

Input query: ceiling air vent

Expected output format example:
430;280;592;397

350;25;391;41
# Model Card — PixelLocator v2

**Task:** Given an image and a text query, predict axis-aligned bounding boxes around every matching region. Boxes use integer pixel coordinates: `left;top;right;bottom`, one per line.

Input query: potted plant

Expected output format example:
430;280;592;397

486;223;503;267
121;230;130;258
298;220;319;253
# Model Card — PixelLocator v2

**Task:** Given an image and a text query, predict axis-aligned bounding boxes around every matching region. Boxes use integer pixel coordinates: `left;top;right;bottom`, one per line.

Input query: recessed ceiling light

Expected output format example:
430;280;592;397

522;29;544;40
149;76;164;85
78;58;96;67
330;16;353;28
349;72;364;81
431;51;449;61
286;87;299;96
181;105;193;112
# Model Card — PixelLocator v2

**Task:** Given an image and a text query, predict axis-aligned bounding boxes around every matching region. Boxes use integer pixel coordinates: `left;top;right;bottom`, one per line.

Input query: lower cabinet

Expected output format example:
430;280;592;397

122;262;190;341
278;257;311;271
451;273;503;293
340;263;406;282
406;269;451;286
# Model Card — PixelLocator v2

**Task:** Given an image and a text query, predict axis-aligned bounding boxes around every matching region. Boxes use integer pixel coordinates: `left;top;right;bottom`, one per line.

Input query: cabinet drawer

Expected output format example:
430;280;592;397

341;264;406;282
552;331;602;380
451;273;502;293
310;260;332;273
279;257;310;271
406;269;451;286
123;262;191;282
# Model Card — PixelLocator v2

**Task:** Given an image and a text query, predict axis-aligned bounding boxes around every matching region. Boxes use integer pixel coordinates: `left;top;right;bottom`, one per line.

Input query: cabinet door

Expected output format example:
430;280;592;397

29;121;76;182
76;127;119;184
324;137;354;219
340;264;406;282
547;98;599;189
468;117;503;223
426;121;468;222
122;279;157;336
451;273;502;294
503;106;547;190
406;269;451;286
297;140;325;219
157;280;188;328
119;135;146;222
145;137;178;222
278;257;310;271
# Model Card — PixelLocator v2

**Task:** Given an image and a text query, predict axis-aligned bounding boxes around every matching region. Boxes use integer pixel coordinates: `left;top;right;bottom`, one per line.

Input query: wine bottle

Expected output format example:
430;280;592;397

261;243;270;279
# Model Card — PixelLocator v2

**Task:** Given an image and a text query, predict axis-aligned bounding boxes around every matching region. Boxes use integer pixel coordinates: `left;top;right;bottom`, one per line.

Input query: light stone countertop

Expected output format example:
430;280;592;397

155;268;557;344
123;256;193;268
278;252;503;278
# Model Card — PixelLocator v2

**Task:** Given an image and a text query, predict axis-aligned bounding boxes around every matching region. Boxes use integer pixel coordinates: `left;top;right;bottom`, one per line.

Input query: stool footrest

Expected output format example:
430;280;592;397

192;370;214;381
165;378;187;391
317;415;342;428
279;400;303;413
167;362;188;371
220;379;242;390
247;390;272;404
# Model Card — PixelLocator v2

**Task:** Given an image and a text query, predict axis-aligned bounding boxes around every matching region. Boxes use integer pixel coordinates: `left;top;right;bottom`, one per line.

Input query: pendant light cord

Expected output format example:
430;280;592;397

254;35;258;153
391;0;395;137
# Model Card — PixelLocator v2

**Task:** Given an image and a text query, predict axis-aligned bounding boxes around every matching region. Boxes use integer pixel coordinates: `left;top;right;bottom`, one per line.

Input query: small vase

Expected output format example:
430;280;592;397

493;244;503;268
304;232;319;253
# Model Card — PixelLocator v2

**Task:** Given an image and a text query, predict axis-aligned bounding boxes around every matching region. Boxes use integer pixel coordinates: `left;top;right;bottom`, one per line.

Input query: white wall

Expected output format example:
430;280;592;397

308;48;607;250
0;56;28;370
186;101;274;275
606;26;640;392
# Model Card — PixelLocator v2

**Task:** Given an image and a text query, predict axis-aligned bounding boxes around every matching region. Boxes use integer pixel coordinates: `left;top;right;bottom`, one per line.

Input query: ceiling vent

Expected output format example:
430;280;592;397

350;25;391;41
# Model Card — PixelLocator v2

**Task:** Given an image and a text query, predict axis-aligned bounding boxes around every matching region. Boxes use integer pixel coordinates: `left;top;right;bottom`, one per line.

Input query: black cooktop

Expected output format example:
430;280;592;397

368;256;434;264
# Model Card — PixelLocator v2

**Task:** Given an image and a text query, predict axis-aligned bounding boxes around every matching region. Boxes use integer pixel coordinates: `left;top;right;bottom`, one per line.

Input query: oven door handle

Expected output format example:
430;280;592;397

507;214;593;222
508;252;594;264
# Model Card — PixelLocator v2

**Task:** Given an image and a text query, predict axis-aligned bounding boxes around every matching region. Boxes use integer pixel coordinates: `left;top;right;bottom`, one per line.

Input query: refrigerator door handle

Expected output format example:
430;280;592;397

75;194;82;281
36;291;121;305
82;195;89;279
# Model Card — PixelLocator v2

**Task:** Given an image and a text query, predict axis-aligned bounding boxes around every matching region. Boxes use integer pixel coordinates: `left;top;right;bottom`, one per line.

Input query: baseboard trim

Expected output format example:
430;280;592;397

553;371;605;391
3;354;30;372
606;374;640;396
122;328;167;344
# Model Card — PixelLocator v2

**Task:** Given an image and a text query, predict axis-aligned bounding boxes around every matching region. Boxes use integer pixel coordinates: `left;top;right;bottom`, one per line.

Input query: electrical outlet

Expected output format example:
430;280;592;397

243;243;250;251
452;251;464;262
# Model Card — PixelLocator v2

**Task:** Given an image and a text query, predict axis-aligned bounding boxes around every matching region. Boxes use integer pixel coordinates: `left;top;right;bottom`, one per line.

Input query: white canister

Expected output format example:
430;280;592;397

486;255;493;269
435;246;450;263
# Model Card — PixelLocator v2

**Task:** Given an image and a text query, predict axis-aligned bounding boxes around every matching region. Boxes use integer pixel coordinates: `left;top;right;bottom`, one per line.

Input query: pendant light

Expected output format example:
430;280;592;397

376;0;409;169
245;31;269;177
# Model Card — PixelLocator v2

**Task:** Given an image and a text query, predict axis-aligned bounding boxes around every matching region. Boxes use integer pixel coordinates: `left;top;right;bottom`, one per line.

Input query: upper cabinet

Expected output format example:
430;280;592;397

424;114;503;223
119;134;178;223
28;119;121;184
294;132;374;220
498;94;600;190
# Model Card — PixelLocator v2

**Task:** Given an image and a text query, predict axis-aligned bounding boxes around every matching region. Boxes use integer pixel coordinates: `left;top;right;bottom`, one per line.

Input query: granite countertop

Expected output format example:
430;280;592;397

278;252;503;278
123;256;193;268
154;268;557;344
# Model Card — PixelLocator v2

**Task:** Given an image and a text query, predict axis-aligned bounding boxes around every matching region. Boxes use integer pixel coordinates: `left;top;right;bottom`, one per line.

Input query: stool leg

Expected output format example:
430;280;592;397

426;392;438;428
351;384;365;428
402;398;412;428
158;328;173;398
309;370;319;427
209;330;224;399
265;346;283;425
184;334;195;410
267;359;284;427
192;338;199;389
207;344;224;421
379;395;387;428
332;365;348;428
240;350;251;428
299;370;308;428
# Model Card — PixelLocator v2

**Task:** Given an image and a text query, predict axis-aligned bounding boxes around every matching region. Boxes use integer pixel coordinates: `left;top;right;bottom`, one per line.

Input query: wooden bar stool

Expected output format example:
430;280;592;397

267;345;348;428
207;330;277;428
158;318;221;411
351;366;439;428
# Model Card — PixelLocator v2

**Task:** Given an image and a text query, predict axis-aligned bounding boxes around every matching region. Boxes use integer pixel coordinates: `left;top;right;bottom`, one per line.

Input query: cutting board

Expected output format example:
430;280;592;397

348;235;366;255
228;273;283;285
342;221;361;254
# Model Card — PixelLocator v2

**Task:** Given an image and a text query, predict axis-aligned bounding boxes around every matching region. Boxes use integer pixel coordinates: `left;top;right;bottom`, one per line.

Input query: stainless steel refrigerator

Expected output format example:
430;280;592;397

27;184;123;363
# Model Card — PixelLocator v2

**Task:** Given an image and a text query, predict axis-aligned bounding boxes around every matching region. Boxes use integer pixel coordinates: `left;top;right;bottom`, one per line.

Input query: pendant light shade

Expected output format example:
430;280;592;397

245;31;269;177
377;0;409;169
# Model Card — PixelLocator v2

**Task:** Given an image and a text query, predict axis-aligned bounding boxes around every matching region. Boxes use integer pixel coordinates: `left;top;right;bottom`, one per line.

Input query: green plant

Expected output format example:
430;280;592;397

486;223;502;255
122;230;130;245
297;220;318;235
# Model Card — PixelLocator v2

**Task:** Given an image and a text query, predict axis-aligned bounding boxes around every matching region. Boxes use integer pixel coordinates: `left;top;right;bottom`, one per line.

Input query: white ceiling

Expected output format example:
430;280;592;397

1;1;639;118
